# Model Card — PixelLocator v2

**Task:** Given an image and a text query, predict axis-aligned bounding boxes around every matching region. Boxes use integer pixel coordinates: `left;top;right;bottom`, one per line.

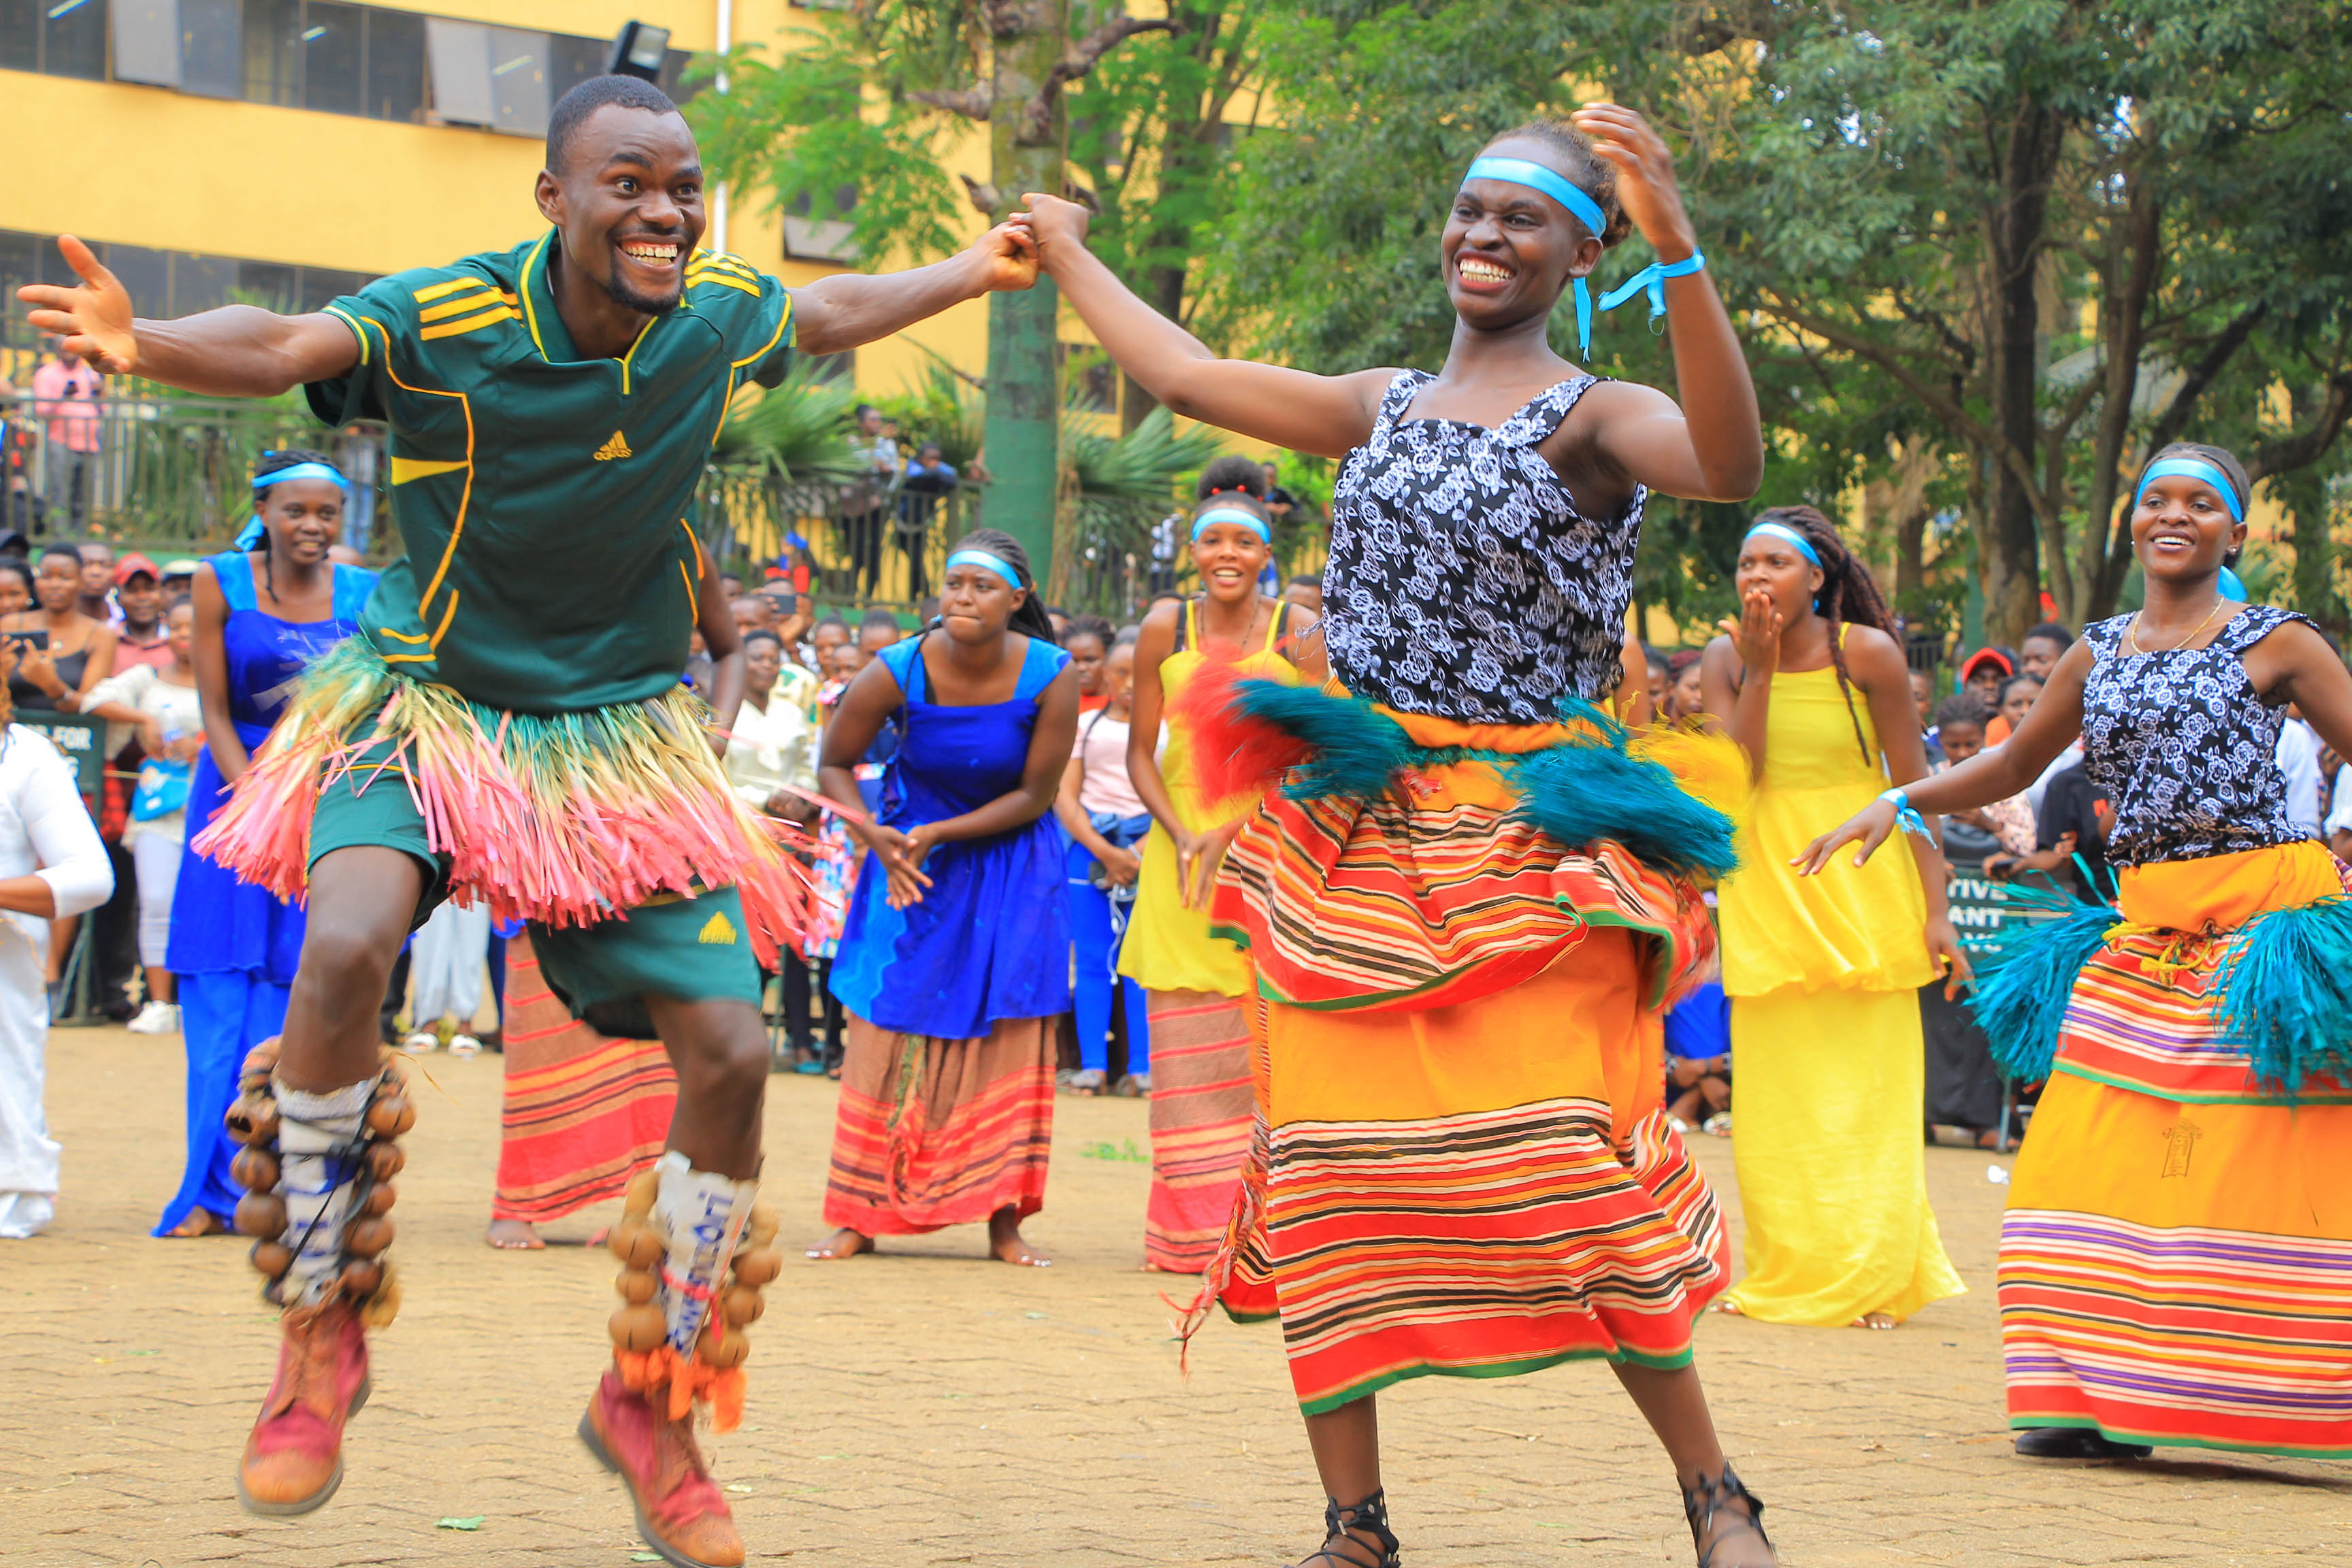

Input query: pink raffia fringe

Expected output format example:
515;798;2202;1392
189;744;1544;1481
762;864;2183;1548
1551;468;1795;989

191;639;813;966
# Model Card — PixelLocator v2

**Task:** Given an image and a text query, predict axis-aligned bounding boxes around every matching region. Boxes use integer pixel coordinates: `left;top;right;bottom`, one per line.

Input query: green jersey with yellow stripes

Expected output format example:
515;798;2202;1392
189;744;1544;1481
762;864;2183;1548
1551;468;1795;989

307;231;793;713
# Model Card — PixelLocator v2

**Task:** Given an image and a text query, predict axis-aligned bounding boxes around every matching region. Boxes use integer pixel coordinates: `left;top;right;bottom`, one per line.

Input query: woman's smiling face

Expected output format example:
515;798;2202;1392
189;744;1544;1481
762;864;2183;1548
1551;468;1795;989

2132;471;2244;584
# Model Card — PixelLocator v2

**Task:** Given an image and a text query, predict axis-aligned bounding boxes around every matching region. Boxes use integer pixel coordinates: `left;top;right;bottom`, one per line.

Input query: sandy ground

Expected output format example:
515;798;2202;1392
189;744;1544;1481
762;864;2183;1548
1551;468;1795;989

2;1025;2344;1566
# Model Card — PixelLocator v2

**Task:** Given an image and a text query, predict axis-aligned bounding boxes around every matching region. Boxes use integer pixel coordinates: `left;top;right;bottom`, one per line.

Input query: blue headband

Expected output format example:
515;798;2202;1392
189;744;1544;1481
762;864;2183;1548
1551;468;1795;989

1744;520;1822;568
1459;156;1708;360
2135;457;2245;524
945;548;1021;589
251;461;348;493
238;461;352;549
1191;506;1270;544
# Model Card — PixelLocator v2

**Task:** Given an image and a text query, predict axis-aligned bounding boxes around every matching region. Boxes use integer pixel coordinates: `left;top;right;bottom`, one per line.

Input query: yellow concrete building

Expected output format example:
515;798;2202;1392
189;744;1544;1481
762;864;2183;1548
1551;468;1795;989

0;0;994;404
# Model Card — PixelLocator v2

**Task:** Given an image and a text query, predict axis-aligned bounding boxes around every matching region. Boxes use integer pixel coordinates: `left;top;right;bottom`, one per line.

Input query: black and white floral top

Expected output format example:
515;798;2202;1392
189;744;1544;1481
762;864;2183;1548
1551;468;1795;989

1322;370;1644;724
2079;604;2311;867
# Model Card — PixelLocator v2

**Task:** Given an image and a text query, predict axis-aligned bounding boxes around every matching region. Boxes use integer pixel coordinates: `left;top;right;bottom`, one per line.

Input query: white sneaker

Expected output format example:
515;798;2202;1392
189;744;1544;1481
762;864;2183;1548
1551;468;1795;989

126;1001;181;1035
402;1030;441;1054
447;1033;482;1058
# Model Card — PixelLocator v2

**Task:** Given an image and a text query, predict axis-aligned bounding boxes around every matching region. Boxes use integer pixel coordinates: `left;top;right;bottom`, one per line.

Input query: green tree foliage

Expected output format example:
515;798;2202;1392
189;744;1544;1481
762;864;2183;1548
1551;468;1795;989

1211;1;2352;642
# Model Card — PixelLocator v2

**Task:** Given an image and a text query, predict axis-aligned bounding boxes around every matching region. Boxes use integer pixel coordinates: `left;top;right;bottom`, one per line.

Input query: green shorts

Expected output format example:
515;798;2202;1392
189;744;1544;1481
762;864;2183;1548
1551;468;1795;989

308;739;762;1036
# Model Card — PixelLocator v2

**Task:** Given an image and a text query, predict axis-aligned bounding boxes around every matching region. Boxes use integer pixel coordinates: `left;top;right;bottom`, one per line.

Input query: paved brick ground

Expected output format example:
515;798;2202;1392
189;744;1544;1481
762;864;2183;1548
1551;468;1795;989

4;1026;2344;1567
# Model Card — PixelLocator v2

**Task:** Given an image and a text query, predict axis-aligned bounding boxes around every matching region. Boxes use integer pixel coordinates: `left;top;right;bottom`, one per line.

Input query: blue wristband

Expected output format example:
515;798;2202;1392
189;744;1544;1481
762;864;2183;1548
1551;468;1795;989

1878;787;1933;840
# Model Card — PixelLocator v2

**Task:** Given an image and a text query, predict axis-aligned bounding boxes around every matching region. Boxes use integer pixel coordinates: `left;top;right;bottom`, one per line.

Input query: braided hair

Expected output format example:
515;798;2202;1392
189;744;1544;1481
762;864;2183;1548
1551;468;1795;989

943;527;1057;642
2134;442;2251;568
1754;505;1897;765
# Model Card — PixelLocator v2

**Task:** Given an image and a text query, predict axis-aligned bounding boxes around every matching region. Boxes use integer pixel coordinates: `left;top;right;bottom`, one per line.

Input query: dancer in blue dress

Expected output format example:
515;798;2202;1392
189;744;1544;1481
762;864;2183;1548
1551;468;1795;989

810;529;1079;1267
154;450;374;1239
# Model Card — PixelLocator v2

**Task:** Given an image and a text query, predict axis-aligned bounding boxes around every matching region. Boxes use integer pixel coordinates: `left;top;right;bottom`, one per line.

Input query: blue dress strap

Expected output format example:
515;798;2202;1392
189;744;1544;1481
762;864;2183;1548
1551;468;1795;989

208;550;256;613
878;632;926;702
1014;634;1071;701
330;564;378;628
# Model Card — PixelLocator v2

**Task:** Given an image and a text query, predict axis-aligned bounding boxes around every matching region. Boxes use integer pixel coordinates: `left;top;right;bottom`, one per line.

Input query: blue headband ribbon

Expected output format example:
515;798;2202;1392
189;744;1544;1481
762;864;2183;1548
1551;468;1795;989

238;461;353;549
1460;156;1708;360
1191;506;1271;544
945;548;1021;589
2135;457;2245;524
252;461;349;493
1744;520;1822;568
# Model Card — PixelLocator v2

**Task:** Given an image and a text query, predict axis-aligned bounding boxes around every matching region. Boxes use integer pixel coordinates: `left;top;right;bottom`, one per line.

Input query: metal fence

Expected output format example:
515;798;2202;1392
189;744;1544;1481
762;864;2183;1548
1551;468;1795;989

0;389;1321;621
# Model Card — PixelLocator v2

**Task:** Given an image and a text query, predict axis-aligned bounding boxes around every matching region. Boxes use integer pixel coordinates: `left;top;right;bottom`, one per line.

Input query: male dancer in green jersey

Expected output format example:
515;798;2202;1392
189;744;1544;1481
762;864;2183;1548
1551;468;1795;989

21;74;1037;1567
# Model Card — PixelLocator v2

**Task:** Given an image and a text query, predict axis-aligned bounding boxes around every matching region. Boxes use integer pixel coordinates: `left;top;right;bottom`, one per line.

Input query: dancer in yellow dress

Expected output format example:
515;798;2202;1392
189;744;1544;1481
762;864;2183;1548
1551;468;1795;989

1701;507;1968;1327
1121;481;1319;1270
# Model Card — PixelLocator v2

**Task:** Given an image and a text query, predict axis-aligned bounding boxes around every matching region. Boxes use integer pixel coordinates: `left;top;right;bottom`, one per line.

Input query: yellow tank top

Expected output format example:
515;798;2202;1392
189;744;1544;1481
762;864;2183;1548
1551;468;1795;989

1120;598;1299;995
1718;634;1933;998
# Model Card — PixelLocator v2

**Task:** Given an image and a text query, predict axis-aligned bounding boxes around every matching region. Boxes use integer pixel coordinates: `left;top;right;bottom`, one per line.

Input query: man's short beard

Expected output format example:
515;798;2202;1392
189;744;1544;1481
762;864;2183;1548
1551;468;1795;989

603;271;683;316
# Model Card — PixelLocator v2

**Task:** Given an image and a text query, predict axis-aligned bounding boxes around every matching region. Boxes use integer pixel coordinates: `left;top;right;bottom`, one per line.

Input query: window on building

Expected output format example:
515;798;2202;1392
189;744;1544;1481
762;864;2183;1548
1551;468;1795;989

423;15;489;126
361;4;423;122
0;0;38;74
240;0;299;105
0;232;41;348
45;0;106;80
300;0;363;116
111;0;182;86
546;29;601;105
486;25;547;136
178;0;241;97
100;245;172;320
298;267;368;313
235;259;299;312
8;0;629;138
169;250;235;316
783;186;860;263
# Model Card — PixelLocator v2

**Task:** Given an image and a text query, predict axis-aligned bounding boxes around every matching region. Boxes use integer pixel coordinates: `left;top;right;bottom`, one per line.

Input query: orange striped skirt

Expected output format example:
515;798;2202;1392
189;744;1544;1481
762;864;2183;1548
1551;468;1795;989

821;1014;1055;1235
1183;704;1735;1414
2001;843;2352;1456
1143;990;1254;1273
491;935;677;1224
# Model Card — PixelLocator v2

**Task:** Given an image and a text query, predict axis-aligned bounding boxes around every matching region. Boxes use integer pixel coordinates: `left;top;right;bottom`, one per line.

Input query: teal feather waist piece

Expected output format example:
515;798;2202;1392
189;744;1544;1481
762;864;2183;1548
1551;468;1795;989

1965;879;2352;1093
1963;891;2117;1083
1218;681;1739;881
2212;896;2352;1094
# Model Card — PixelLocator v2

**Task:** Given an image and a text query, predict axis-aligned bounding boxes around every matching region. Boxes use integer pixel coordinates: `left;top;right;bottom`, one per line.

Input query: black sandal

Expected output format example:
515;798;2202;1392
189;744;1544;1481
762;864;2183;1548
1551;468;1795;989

1682;1464;1773;1568
1296;1489;1401;1568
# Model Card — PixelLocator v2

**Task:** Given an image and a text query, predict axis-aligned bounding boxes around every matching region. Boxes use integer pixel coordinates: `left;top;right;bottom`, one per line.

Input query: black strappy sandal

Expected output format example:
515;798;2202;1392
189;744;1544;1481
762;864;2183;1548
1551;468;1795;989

1296;1489;1402;1568
1682;1464;1773;1568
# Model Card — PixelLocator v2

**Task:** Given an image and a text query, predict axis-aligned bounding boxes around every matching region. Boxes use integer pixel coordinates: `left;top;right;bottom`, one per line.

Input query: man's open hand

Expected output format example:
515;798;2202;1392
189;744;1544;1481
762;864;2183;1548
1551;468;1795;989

18;237;139;374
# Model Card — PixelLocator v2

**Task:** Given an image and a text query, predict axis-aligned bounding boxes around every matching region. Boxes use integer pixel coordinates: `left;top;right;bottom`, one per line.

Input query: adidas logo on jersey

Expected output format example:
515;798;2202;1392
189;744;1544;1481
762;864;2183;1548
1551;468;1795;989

593;430;633;461
698;911;737;945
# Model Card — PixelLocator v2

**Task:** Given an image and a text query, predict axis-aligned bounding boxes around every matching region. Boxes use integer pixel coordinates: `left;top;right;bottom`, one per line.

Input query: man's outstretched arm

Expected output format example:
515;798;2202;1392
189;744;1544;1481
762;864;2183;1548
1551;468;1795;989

788;220;1038;358
18;235;357;395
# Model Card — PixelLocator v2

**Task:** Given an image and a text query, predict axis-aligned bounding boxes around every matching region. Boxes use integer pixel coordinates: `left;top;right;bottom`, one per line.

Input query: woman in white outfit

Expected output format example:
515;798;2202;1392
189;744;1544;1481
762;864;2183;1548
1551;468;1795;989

406;900;491;1056
85;601;203;1034
0;649;117;1237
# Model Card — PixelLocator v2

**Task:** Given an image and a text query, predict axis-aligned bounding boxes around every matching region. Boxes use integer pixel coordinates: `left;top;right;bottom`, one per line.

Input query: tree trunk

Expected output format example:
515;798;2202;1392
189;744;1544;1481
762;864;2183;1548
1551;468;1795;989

1119;262;1186;432
979;0;1069;584
1979;101;2064;648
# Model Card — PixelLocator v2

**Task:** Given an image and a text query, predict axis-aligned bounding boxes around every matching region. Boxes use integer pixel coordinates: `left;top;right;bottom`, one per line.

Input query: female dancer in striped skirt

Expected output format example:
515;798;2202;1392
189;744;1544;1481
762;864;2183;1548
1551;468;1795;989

1120;484;1319;1271
1021;101;1775;1567
1801;442;2352;1462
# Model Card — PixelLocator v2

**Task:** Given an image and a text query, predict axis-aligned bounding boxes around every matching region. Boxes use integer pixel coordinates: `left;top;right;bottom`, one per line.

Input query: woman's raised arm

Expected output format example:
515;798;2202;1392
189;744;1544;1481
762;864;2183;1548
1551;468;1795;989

1019;196;1394;460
